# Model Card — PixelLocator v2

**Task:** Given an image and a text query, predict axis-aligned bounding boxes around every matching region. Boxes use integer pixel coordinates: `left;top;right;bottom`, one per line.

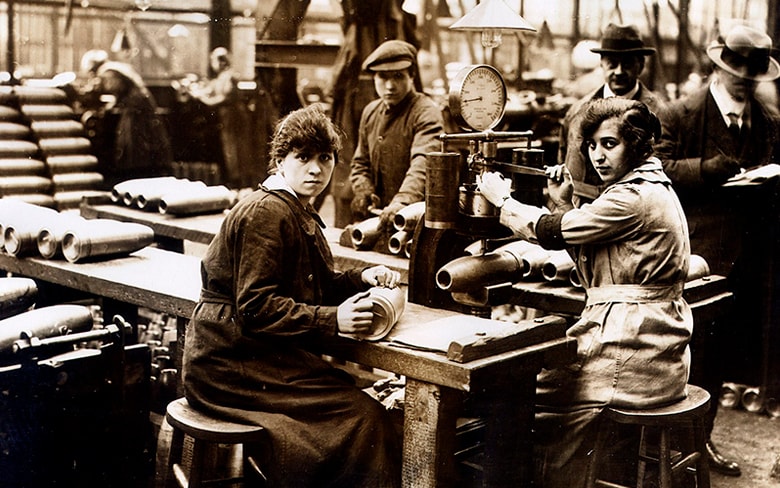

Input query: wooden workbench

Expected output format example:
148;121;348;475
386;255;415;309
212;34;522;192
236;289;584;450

0;247;574;487
80;196;410;283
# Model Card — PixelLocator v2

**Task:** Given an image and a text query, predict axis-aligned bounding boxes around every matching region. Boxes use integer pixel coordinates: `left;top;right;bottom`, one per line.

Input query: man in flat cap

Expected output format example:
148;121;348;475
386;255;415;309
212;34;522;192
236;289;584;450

558;23;666;205
349;40;443;234
655;24;780;477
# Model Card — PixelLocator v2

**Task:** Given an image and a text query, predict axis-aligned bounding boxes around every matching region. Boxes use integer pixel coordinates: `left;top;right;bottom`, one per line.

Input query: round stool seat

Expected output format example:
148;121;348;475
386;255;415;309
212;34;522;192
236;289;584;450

605;385;710;426
587;385;712;488
166;397;266;444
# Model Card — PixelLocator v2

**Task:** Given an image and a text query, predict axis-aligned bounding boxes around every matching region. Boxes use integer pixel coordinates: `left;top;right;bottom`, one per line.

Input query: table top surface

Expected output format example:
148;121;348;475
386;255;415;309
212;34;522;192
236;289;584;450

0;248;574;391
80;199;411;283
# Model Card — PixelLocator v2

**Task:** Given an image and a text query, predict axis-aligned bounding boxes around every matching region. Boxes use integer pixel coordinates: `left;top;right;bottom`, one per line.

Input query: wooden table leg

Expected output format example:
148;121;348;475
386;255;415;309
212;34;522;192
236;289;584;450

402;378;460;488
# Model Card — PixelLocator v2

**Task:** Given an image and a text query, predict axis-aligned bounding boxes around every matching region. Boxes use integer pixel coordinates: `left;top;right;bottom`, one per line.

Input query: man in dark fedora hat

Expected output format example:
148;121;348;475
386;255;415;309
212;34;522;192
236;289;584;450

558;23;666;205
656;24;780;477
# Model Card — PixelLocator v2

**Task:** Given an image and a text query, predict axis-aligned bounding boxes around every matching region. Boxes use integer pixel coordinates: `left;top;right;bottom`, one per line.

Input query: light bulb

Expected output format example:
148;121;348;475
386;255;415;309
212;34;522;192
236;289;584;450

135;0;152;11
480;29;503;49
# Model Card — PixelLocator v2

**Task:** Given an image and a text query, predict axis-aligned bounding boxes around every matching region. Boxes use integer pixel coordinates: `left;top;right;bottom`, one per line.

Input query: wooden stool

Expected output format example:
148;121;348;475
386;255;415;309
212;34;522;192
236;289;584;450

586;384;711;488
163;397;268;488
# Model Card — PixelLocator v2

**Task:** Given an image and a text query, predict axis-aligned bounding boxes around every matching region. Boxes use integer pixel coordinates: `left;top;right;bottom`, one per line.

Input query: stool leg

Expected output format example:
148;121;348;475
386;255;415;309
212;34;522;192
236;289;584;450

586;421;610;488
167;428;185;488
635;426;647;488
187;439;209;488
658;427;672;488
693;418;711;488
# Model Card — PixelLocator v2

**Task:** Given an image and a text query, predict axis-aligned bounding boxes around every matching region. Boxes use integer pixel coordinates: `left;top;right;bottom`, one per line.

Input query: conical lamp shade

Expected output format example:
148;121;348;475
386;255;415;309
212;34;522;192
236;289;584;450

449;0;536;32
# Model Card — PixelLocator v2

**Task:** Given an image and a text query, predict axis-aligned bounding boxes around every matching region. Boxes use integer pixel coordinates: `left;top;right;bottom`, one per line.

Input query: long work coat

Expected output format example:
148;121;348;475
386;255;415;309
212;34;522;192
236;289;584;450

350;90;442;208
182;178;401;487
529;159;693;488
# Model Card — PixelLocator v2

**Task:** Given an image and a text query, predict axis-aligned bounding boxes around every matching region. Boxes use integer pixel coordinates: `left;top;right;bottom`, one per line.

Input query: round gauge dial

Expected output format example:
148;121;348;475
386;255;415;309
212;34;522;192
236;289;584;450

449;64;507;131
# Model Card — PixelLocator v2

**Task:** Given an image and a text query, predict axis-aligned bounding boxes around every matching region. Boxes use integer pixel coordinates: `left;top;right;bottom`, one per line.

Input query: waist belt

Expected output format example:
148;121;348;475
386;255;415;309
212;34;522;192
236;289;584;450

199;288;233;306
585;282;684;307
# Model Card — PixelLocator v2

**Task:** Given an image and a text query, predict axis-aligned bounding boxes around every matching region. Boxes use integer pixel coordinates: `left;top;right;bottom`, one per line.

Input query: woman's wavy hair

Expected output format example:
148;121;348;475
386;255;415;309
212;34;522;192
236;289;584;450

578;98;661;163
269;104;343;171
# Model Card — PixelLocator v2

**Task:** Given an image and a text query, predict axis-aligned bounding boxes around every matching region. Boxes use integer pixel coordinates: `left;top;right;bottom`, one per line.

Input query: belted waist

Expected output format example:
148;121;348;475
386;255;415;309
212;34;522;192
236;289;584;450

585;282;684;307
199;288;234;305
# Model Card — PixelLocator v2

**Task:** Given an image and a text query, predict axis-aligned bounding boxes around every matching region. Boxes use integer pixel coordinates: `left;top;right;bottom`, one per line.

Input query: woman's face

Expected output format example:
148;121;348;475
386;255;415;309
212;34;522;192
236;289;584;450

586;117;631;185
278;148;335;203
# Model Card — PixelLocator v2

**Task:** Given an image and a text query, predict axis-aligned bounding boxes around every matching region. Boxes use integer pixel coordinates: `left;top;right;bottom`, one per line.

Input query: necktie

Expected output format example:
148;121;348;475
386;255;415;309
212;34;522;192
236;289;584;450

727;112;741;139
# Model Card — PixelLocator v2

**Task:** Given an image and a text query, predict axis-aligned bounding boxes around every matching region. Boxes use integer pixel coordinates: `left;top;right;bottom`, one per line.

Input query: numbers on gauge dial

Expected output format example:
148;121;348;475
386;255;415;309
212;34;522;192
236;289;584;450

456;66;506;131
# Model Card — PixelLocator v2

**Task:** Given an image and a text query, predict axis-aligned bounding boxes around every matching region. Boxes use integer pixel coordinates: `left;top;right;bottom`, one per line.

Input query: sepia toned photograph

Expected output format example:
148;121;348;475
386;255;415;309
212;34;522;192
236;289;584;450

0;0;778;487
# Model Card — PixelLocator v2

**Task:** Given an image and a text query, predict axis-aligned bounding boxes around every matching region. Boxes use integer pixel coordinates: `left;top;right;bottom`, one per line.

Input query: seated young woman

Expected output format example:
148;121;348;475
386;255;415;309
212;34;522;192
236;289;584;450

478;97;693;488
183;104;402;487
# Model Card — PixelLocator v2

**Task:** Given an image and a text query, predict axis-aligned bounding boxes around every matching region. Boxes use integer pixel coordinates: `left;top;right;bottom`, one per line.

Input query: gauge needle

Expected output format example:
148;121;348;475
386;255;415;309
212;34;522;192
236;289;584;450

462;97;483;103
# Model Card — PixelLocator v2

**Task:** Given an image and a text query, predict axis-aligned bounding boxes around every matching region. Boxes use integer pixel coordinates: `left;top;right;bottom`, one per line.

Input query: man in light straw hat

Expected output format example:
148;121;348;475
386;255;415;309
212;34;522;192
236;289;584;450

558;23;666;206
656;24;780;477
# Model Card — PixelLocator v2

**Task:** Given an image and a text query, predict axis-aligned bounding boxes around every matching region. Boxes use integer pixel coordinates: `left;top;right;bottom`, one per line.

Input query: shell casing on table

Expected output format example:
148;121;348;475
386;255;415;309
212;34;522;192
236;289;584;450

0;200;59;255
542;250;576;283
351;217;382;250
158;185;234;215
110;176;180;204
37;213;88;259
61;218;154;263
393;201;425;232
436;240;537;292
354;286;406;341
388;230;411;255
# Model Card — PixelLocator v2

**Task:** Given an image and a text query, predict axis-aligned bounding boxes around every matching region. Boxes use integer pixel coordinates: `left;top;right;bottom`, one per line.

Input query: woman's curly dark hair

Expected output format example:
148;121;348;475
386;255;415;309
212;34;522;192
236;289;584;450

578;98;661;164
269;104;343;170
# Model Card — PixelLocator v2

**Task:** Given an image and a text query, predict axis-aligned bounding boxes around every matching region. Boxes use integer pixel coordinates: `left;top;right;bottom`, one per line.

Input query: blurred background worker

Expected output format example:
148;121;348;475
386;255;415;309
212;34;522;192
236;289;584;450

96;61;173;189
655;24;780;477
187;47;254;190
559;23;666;206
349;40;443;233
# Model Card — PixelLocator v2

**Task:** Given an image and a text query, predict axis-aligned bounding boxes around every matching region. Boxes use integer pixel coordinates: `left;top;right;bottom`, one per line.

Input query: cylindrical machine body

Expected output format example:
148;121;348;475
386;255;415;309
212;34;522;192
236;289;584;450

158;185;235;215
425;152;460;229
0;304;94;364
511;147;546;206
61;219;154;263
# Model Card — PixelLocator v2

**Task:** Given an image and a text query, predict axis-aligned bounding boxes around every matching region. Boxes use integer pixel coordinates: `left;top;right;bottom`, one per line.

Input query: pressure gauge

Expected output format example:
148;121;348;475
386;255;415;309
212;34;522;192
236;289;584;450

448;64;507;131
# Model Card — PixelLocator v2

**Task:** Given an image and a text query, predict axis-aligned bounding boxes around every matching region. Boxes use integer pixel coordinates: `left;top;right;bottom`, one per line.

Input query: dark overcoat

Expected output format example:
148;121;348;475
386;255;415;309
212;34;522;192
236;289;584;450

183;180;401;487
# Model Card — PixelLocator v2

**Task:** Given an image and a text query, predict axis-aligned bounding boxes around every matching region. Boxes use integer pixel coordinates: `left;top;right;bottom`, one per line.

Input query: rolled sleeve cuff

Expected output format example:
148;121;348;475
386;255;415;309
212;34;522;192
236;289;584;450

536;212;567;249
314;306;340;335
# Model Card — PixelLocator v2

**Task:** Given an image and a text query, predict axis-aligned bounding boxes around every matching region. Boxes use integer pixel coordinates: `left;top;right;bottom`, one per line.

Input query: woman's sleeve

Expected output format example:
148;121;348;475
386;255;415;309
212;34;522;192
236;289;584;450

557;185;644;246
230;199;339;338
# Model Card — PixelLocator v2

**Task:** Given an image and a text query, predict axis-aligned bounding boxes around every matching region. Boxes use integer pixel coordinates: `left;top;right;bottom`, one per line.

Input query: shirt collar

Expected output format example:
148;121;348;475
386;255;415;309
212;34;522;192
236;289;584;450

615;157;672;186
262;172;296;197
710;78;746;126
603;82;640;100
261;173;326;229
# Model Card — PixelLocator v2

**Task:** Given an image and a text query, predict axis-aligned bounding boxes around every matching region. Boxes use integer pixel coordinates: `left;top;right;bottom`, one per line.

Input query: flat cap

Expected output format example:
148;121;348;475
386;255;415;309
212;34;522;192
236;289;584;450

362;40;417;72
